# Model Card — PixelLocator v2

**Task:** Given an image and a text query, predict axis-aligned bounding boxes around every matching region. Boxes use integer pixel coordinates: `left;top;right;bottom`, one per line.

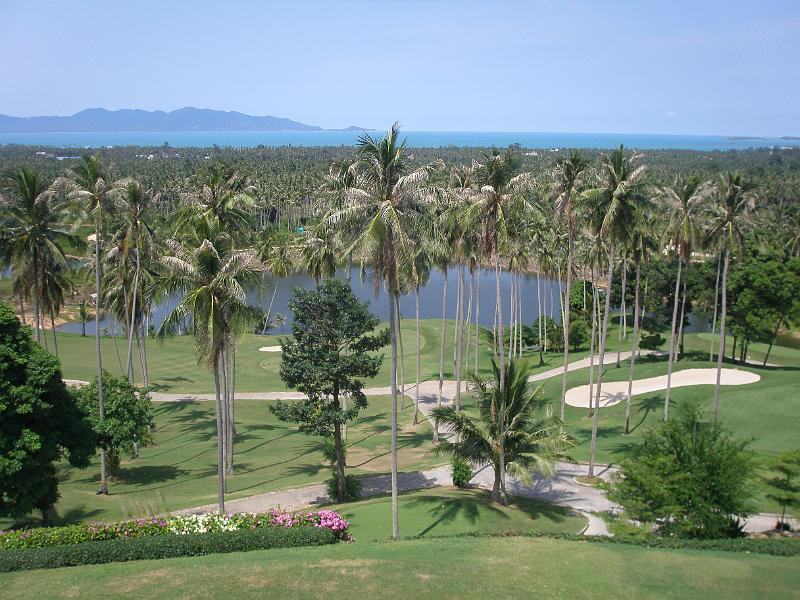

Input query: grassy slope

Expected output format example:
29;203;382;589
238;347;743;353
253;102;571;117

4;395;438;527
53;318;608;393
334;488;586;541
1;536;797;599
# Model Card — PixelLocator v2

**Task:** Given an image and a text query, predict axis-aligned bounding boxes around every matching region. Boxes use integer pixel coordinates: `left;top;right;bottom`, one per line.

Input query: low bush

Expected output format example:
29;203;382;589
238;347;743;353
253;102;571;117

451;456;473;488
326;474;363;501
0;509;351;550
0;525;335;572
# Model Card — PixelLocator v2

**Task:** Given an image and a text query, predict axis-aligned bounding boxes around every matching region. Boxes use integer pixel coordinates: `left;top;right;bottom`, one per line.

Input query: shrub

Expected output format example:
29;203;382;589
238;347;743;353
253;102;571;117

0;509;351;550
326;474;362;501
608;404;753;539
451;456;473;488
0;526;335;572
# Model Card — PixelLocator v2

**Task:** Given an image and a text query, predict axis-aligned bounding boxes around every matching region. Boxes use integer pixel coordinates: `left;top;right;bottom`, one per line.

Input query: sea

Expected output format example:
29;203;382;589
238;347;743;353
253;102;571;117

1;130;798;151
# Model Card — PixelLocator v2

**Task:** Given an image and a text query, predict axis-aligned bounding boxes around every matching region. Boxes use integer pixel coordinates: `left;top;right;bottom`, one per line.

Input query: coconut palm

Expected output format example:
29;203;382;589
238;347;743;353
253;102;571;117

623;218;658;433
581;145;648;477
464;148;535;502
0;168;81;344
324;123;437;540
659;175;712;420
705;172;757;420
299;225;339;285
431;357;573;505
157;216;260;513
67;154;121;494
175;162;255;239
551;149;590;421
115;180;156;381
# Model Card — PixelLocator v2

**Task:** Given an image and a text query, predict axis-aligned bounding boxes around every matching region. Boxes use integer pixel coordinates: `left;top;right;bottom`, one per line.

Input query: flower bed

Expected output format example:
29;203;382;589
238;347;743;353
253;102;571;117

0;508;351;550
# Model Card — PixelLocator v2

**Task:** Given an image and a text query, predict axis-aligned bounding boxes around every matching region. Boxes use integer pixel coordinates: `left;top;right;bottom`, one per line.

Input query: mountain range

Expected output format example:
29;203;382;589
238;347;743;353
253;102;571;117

0;107;370;133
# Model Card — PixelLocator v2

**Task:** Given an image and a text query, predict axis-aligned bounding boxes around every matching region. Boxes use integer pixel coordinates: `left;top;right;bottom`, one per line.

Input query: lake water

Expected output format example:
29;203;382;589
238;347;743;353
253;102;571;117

2;130;798;151
57;266;565;335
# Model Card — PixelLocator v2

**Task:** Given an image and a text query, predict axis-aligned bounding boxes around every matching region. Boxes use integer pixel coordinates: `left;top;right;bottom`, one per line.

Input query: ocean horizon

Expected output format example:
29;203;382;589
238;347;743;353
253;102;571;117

1;130;799;151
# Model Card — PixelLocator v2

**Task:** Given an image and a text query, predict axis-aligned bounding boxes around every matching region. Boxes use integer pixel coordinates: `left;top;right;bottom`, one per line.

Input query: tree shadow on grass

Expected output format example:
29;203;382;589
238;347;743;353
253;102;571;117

628;394;664;433
148;376;194;392
114;465;191;486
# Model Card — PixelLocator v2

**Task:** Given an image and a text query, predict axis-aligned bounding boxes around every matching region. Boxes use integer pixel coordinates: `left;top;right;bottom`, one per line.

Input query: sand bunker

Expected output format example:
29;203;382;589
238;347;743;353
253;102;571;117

258;346;282;352
565;368;761;409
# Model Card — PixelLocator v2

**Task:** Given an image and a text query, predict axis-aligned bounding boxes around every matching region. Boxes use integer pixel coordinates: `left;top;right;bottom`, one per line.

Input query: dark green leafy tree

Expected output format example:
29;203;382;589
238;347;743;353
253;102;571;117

270;279;389;502
609;405;753;538
76;371;154;477
0;302;95;525
764;450;800;531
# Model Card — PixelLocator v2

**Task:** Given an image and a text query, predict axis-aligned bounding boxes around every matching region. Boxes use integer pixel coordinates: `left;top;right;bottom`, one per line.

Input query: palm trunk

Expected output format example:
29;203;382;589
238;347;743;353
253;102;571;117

465;266;474;376
140;315;149;388
475;266;480;374
413;285;421;425
712;248;730;420
125;251;140;380
588;268;598;413
624;261;641;434
95;219;107;495
639;277;649;358
262;285;278;335
616;257;627;368
710;251;722;361
508;270;515;358
33;258;42;344
50;308;59;356
220;345;230;482
397;300;405;407
677;281;688;358
389;289;400;540
560;233;573;421
494;253;507;504
537;271;544;365
589;242;614;478
455;264;465;412
763;318;783;366
213;353;226;514
664;255;683;421
434;266;448;443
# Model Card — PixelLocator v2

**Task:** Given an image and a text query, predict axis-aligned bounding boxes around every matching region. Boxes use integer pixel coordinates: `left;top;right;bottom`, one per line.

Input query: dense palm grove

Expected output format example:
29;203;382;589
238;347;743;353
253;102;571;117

1;128;799;539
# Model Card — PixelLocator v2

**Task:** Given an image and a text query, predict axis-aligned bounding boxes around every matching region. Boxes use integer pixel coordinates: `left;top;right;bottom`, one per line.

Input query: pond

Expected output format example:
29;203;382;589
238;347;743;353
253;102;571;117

56;266;566;335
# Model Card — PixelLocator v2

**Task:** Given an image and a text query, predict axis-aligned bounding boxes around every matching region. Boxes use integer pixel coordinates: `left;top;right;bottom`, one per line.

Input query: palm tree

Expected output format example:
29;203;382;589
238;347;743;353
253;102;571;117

551;150;590;421
1;168;81;344
67;154;121;494
660;175;711;420
581;146;648;476
431;358;573;504
623;219;658;433
115;180;155;382
298;225;338;285
325;123;437;540
175;162;255;240
465;148;534;501
158;216;260;513
706;172;757;420
411;244;432;425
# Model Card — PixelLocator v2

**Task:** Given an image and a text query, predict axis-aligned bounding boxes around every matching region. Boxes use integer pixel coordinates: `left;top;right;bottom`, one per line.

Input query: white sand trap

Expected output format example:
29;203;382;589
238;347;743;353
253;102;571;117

258;346;282;352
565;368;761;409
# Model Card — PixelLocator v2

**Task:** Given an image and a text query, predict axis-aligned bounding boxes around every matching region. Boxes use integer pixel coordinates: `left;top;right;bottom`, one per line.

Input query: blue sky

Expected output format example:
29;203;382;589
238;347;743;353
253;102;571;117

1;0;798;135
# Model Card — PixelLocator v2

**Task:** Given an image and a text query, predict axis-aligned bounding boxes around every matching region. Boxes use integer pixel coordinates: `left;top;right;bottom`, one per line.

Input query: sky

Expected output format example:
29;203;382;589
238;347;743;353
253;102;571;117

1;0;798;136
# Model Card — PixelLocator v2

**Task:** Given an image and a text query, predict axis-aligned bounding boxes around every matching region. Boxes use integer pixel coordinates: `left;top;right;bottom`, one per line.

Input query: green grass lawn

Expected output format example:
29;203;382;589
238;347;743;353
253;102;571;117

333;488;586;541
1;536;797;599
52;318;621;393
2;395;440;528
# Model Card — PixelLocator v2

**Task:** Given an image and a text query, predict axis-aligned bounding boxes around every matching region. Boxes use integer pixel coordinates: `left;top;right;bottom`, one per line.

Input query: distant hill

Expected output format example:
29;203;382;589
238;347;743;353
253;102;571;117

0;107;372;133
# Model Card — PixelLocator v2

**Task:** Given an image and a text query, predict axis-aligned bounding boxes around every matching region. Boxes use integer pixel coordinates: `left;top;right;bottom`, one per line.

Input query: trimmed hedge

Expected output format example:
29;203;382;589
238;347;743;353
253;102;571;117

422;531;800;557
0;525;335;572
